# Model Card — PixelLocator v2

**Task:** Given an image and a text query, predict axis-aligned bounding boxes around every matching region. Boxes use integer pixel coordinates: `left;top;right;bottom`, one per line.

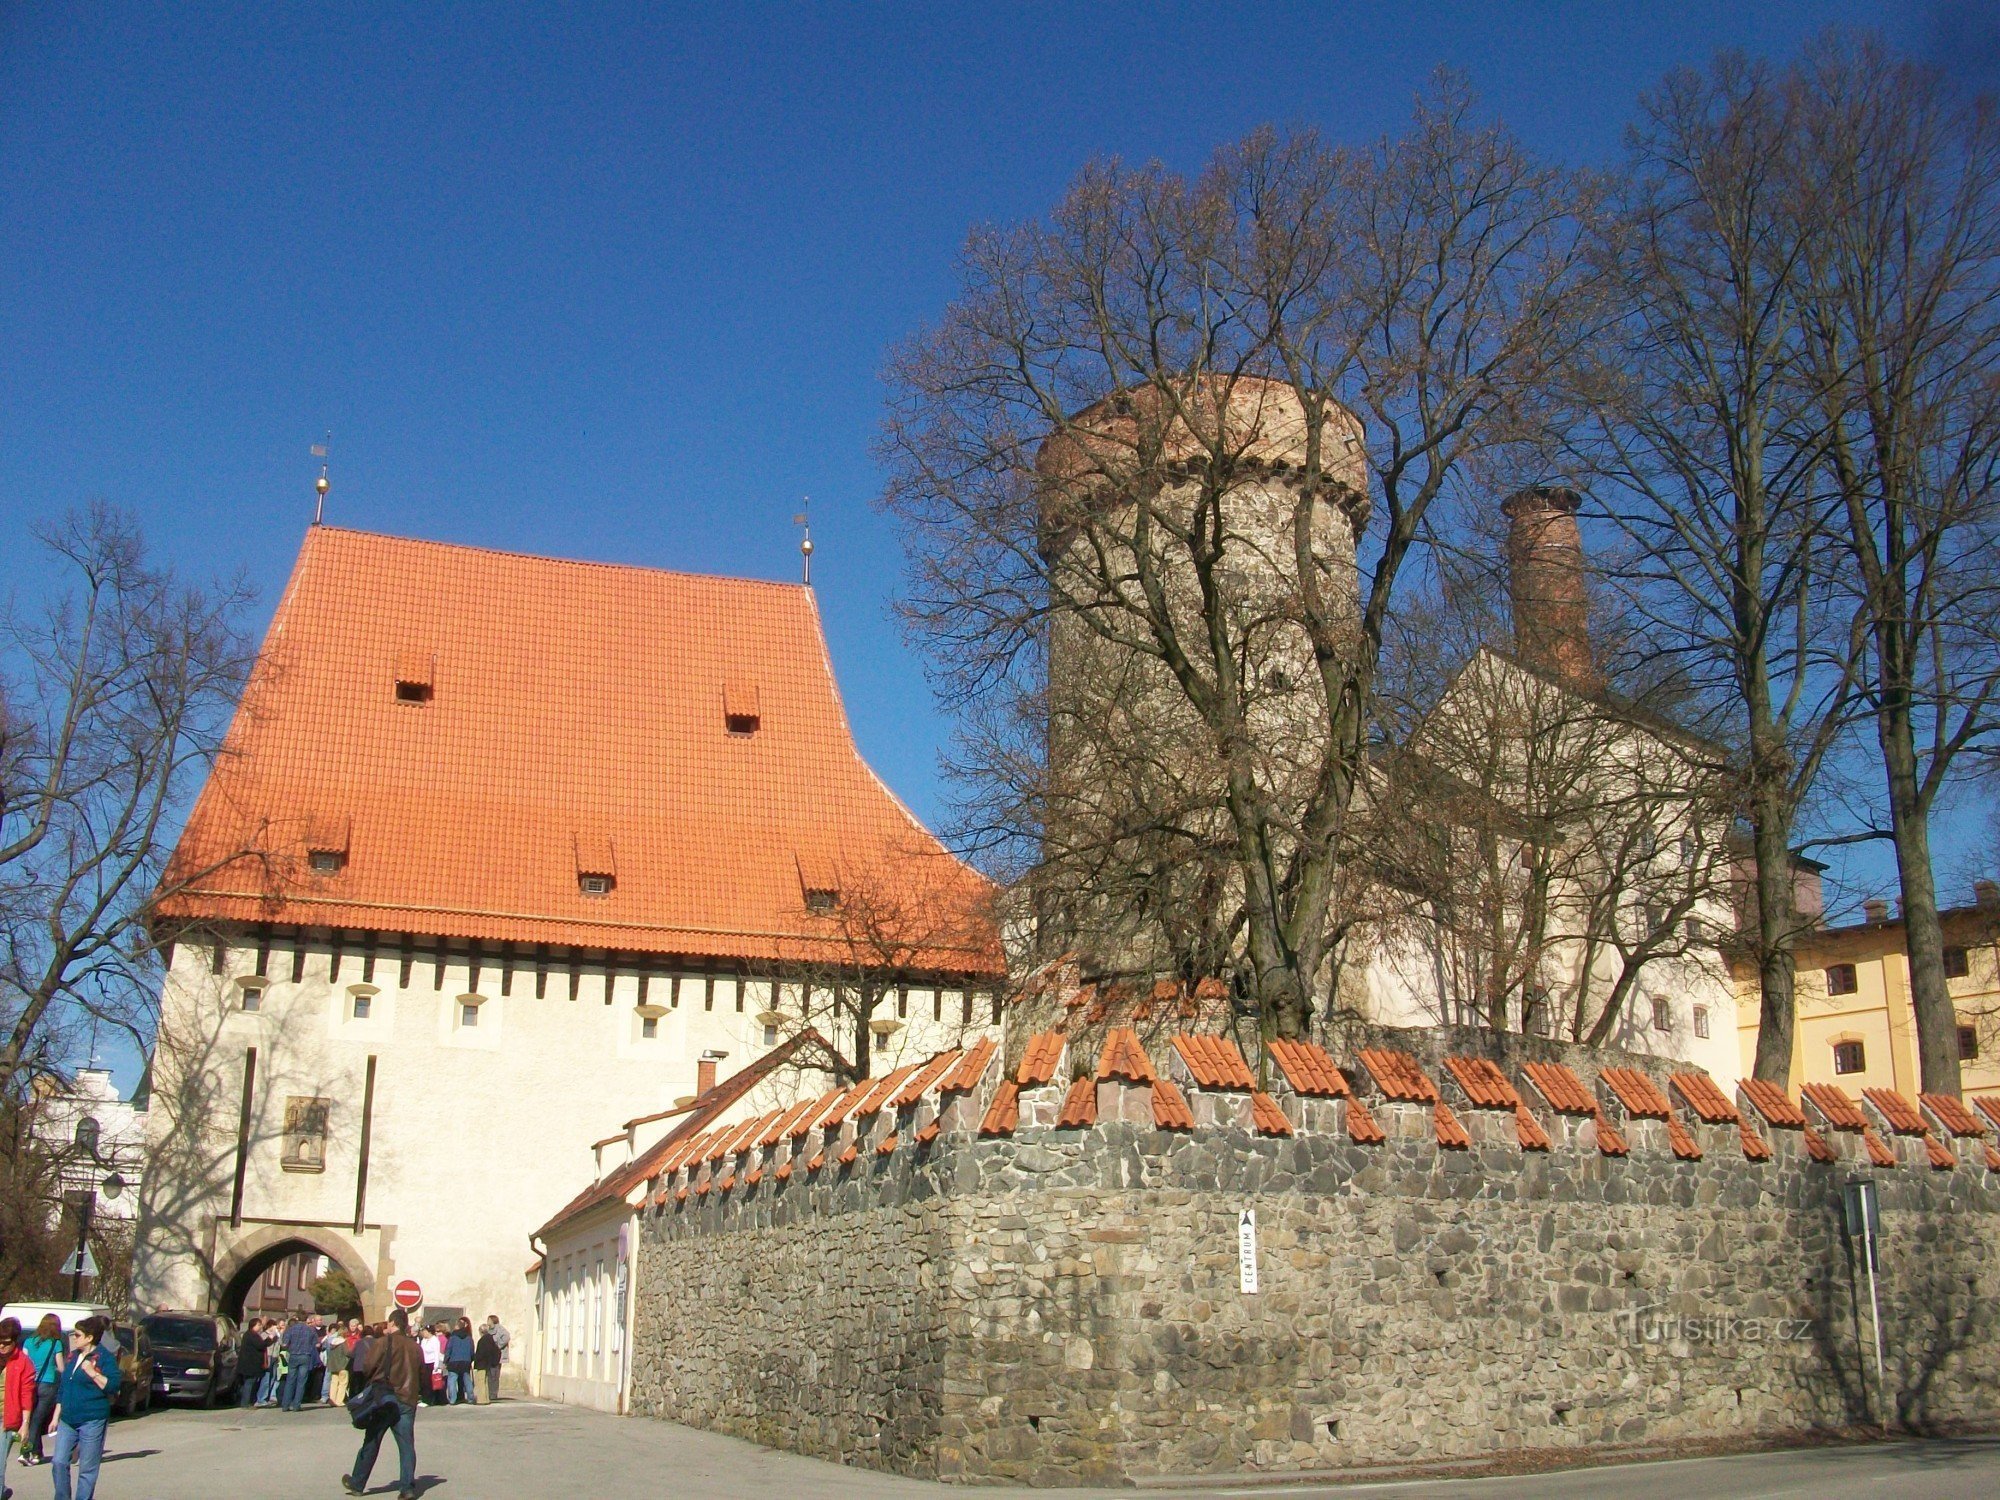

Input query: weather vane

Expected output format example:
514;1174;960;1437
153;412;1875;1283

311;434;331;525
794;498;813;585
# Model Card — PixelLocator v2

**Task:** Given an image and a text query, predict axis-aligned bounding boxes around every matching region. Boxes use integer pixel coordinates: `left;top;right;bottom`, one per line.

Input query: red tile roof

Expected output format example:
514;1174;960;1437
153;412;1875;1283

1593;1117;1629;1157
1802;1125;1837;1163
1665;1117;1703;1161
1737;1120;1773;1162
1515;1104;1551;1152
1600;1068;1672;1120
1057;1076;1098;1128
157;528;1003;974
1357;1049;1439;1104
1152;1076;1196;1130
938;1037;997;1094
1669;1071;1739;1124
1520;1062;1596;1116
1925;1134;1957;1170
1736;1078;1804;1128
1862;1128;1898;1168
1016;1033;1067;1087
1920;1093;1988;1139
979;1080;1021;1136
1172;1034;1256;1091
914;1119;941;1146
1250;1091;1293;1137
1433;1101;1471;1150
1096;1029;1156;1084
1444;1056;1521;1111
1267;1038;1350;1098
876;1132;899;1156
1976;1096;2000;1134
893;1051;964;1109
850;1063;922;1120
1986;1143;2000;1173
1801;1083;1869;1132
1863;1088;1928;1136
1345;1097;1387;1145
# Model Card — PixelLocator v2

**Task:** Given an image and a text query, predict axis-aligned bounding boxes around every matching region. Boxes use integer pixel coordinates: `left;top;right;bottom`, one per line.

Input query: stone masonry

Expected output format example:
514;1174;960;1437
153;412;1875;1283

627;1031;2000;1485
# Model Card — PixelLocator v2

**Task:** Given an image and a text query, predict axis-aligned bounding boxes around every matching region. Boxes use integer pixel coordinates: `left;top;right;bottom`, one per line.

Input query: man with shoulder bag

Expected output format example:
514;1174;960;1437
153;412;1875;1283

342;1310;423;1500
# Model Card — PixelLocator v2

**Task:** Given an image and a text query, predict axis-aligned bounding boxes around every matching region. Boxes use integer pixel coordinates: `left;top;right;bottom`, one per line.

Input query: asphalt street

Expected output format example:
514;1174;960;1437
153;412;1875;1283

22;1400;2000;1500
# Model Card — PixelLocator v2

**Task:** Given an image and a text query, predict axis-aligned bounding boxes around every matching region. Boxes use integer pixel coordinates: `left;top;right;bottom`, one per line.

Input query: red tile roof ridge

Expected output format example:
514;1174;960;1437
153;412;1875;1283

1357;1048;1439;1104
1861;1128;1898;1168
1096;1028;1157;1084
1057;1076;1098;1129
1443;1056;1521;1110
1152;1076;1195;1130
1016;1033;1067;1087
938;1037;997;1094
1737;1120;1773;1162
914;1120;941;1146
1919;1092;1988;1139
816;1080;874;1132
1986;1143;2000;1173
892;1051;963;1109
1266;1037;1350;1098
836;1142;859;1167
1433;1100;1471;1150
1520;1061;1596;1116
1669;1071;1740;1125
805;1151;825;1172
876;1133;899;1156
979;1080;1022;1136
1515;1103;1552;1152
1802;1124;1837;1164
789;1087;847;1139
1345;1096;1387;1145
1250;1091;1293;1137
851;1064;924;1120
1975;1096;2000;1133
1600;1067;1672;1120
1862;1087;1927;1136
1665;1117;1703;1160
1800;1082;1868;1132
1171;1033;1256;1091
1925;1134;1957;1170
1735;1077;1804;1128
1593;1116;1630;1157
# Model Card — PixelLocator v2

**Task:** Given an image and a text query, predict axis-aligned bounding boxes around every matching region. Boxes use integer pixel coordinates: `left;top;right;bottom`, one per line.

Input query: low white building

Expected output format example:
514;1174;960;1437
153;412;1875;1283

29;1067;148;1224
132;524;1004;1345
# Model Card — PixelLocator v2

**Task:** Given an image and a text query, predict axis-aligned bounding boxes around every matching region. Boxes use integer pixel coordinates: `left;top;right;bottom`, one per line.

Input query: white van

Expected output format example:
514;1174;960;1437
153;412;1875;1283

0;1301;113;1335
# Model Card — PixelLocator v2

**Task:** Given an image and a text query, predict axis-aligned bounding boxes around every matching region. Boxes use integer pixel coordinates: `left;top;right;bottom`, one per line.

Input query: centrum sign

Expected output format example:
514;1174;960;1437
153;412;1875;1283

1237;1209;1260;1294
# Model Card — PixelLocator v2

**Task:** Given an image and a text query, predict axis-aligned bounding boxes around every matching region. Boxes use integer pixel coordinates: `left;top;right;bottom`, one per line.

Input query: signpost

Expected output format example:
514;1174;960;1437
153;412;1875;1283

392;1278;424;1311
1842;1177;1887;1431
1237;1209;1260;1294
58;1246;98;1281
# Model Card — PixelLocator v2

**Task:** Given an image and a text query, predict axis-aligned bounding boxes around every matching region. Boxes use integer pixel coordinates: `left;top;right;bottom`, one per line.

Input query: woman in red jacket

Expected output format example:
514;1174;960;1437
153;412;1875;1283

0;1315;33;1487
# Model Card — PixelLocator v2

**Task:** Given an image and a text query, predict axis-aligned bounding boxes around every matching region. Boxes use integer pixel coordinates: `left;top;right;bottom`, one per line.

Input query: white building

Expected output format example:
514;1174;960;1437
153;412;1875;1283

132;525;1004;1345
30;1067;148;1224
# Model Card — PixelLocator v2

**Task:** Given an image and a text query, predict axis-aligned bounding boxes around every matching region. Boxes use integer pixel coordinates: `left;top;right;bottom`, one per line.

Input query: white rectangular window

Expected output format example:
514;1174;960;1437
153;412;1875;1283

1692;1005;1710;1040
641;1015;658;1039
352;995;371;1020
461;1002;479;1028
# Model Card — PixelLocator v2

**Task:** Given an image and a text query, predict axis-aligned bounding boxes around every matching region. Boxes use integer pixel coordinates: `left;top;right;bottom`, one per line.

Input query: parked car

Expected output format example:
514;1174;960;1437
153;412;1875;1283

105;1320;153;1416
142;1311;238;1406
0;1301;113;1337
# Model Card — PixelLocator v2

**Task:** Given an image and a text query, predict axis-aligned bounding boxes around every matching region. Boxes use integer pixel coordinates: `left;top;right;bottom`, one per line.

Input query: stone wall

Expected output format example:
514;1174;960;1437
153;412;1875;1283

631;1122;2000;1484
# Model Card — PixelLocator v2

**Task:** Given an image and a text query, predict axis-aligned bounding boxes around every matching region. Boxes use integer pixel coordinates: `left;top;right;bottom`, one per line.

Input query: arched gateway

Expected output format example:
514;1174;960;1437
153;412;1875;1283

213;1224;376;1322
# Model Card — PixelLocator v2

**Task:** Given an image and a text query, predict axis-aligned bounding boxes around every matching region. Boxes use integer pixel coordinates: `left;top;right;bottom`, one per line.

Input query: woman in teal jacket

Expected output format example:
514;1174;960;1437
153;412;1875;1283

48;1316;119;1500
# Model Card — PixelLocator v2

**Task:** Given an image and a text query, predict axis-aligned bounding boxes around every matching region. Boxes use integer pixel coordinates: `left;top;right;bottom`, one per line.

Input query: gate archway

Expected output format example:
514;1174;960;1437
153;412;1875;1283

214;1225;374;1322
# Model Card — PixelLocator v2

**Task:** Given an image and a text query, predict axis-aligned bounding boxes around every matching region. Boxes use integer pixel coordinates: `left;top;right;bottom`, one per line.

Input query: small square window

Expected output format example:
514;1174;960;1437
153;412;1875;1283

1832;1040;1866;1075
1959;1025;1979;1061
640;1015;658;1039
395;679;433;704
724;712;760;736
1943;946;1970;980
762;1023;777;1047
1825;964;1859;996
239;984;264;1013
804;888;838;914
1651;997;1671;1032
352;994;371;1021
308;850;345;875
579;874;614;897
1692;1005;1710;1040
460;1002;480;1028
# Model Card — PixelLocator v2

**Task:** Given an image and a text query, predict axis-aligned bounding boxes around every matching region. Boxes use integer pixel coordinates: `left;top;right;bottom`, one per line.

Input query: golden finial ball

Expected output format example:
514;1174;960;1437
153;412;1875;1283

316;474;330;495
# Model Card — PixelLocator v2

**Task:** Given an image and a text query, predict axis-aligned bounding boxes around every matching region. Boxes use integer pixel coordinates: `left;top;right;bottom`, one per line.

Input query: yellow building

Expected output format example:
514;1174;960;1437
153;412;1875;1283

1735;880;2000;1106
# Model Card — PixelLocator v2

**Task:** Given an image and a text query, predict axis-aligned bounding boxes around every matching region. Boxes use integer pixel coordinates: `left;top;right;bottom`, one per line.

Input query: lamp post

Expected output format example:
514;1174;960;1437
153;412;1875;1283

61;1116;124;1300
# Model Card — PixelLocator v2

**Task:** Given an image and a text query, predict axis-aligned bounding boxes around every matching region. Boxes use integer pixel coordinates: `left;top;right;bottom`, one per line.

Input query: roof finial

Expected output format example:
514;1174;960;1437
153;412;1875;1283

311;434;331;526
793;498;813;585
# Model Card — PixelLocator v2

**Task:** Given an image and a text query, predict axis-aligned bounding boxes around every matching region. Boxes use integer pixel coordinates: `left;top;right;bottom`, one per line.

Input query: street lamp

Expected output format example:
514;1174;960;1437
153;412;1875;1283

62;1115;124;1301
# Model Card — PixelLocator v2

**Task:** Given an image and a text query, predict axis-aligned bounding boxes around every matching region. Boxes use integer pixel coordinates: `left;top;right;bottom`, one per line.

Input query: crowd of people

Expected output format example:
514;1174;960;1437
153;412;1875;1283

0;1313;122;1500
235;1311;509;1410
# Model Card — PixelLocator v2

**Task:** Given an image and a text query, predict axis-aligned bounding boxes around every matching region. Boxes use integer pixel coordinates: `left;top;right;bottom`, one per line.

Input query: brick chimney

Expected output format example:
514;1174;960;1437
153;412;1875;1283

1502;486;1600;689
1863;898;1890;924
696;1049;728;1097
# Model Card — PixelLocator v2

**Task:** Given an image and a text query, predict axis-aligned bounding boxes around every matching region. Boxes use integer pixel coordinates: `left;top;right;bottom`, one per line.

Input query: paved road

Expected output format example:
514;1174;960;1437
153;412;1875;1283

27;1400;2000;1499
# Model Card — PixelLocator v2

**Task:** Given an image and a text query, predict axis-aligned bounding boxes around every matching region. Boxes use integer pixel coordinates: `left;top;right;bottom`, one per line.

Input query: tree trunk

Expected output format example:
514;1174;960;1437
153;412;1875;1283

1878;726;1963;1095
1748;791;1799;1084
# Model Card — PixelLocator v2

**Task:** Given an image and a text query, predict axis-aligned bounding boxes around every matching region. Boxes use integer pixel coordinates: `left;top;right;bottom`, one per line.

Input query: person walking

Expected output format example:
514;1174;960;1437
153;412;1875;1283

443;1321;472;1406
324;1324;352;1406
280;1314;318;1411
47;1316;120;1500
2;1315;35;1487
471;1322;500;1406
235;1320;266;1408
482;1315;509;1398
417;1325;443;1406
20;1315;62;1465
342;1308;423;1500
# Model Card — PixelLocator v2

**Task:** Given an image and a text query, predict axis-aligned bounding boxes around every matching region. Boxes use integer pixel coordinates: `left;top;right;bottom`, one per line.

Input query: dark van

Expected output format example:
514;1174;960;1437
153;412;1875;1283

142;1311;238;1406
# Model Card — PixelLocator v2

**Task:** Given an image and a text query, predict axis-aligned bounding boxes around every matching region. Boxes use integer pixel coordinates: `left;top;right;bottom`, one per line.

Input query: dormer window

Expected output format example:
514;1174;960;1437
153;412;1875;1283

804;887;839;914
579;873;614;897
723;680;760;736
305;814;350;876
796;851;840;915
309;850;345;875
394;650;434;705
575;831;615;898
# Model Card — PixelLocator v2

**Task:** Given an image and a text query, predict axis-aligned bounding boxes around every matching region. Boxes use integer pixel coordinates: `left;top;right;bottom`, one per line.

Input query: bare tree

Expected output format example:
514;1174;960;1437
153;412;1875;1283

1789;37;2000;1094
882;82;1599;1039
1573;54;1866;1081
0;505;253;1097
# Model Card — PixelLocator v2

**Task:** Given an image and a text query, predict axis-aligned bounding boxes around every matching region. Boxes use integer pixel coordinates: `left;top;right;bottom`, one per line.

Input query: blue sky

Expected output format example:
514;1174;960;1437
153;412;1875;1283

2;4;1992;1073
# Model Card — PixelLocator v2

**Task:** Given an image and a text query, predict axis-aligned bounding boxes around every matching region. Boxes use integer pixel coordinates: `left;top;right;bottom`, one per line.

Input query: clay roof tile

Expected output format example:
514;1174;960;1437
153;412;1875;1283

1801;1083;1868;1132
1433;1100;1471;1150
1976;1096;2000;1135
938;1037;998;1094
1151;1077;1195;1130
1925;1133;1957;1170
1863;1088;1927;1136
1670;1071;1741;1125
1170;1034;1256;1091
1861;1128;1898;1168
891;1051;963;1110
1920;1093;1987;1139
1345;1097;1387;1145
1986;1143;2000;1173
1015;1033;1067;1087
914;1119;941;1147
1737;1120;1774;1162
1057;1076;1098;1128
1600;1067;1672;1121
1802;1124;1837;1164
1515;1103;1551;1152
1095;1028;1156;1084
978;1080;1021;1137
1593;1116;1629;1158
1520;1061;1597;1116
1666;1116;1703;1161
1736;1077;1805;1128
1250;1091;1293;1137
1443;1056;1521;1111
851;1064;922;1120
1357;1048;1439;1104
1266;1038;1351;1098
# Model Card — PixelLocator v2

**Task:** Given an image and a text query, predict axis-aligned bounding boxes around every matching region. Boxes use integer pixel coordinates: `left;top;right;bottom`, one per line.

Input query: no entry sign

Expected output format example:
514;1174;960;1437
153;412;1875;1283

392;1278;423;1310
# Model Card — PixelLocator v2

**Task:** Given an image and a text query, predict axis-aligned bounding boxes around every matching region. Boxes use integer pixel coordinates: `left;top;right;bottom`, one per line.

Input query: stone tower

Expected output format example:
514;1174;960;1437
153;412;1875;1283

1501;485;1599;689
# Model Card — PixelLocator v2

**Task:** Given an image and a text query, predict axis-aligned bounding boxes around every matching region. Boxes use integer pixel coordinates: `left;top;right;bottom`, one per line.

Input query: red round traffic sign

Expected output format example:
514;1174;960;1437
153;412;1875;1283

392;1278;423;1310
